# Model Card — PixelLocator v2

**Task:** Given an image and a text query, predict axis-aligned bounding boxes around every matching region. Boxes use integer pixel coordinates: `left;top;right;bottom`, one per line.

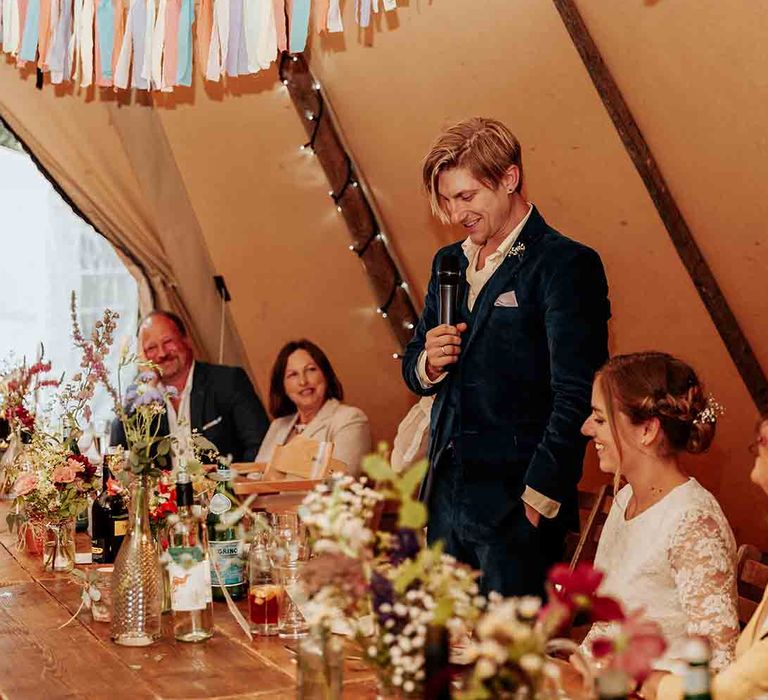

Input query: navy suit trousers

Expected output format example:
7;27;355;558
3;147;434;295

426;446;566;597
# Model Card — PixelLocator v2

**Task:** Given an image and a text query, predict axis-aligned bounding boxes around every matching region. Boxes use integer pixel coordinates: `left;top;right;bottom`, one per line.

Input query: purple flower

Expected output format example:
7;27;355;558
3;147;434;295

133;387;165;407
137;371;157;384
164;386;179;399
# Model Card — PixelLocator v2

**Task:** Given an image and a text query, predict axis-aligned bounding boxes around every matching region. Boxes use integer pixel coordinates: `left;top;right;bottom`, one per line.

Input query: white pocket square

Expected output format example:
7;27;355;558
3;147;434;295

494;291;519;308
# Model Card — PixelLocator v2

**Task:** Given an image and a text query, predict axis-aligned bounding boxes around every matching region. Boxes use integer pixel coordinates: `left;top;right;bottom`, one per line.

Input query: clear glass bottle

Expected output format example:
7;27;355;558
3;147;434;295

110;474;162;646
167;471;214;643
297;626;343;700
206;463;246;601
248;524;281;635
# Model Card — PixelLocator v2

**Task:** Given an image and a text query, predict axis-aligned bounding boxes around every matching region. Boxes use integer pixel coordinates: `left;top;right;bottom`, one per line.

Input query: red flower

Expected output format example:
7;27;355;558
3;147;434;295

68;453;97;481
6;405;35;432
591;610;667;682
546;563;625;624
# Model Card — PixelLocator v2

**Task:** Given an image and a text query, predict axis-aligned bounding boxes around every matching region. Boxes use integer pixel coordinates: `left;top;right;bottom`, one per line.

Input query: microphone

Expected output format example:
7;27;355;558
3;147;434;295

437;254;461;326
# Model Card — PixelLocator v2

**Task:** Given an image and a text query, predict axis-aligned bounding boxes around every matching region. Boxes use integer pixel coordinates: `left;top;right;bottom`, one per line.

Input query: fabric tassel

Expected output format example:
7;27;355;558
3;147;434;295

194;0;210;71
287;0;307;52
244;0;274;72
78;0;93;86
205;0;227;81
150;0;165;88
174;0;190;85
314;0;327;33
2;0;19;53
47;0;72;82
95;0;115;84
224;0;241;75
139;0;153;85
161;0;179;88
326;0;341;33
36;0;51;66
18;0;40;62
271;0;284;51
356;0;371;28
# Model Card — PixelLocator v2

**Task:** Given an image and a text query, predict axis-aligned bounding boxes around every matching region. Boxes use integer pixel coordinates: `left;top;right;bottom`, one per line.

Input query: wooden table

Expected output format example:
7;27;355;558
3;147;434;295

0;505;378;700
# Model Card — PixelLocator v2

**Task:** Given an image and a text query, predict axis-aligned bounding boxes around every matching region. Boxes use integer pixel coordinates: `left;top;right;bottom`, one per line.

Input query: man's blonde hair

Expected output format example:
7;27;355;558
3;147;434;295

422;117;524;222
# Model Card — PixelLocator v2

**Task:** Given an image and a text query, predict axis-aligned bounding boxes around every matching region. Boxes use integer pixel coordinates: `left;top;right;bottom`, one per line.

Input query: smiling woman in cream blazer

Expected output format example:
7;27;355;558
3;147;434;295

254;340;371;476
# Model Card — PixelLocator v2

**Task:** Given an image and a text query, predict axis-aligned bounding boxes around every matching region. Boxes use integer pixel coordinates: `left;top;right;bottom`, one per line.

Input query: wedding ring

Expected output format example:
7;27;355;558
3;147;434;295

440;345;446;356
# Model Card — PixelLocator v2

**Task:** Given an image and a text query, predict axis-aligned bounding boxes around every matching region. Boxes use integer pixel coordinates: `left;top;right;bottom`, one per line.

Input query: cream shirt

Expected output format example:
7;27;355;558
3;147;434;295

162;361;195;469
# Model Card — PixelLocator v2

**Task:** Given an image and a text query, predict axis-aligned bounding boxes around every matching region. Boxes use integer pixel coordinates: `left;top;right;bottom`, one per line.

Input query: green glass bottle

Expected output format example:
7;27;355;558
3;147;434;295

206;463;246;601
683;636;712;700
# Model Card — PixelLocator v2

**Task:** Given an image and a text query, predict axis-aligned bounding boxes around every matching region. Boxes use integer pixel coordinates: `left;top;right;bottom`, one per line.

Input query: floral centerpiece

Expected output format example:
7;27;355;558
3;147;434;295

299;449;485;698
458;563;666;699
0;353;59;497
2;296;117;568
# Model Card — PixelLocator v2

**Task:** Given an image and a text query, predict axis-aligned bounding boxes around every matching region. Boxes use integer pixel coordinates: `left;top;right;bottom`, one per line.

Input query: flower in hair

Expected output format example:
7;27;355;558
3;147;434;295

693;395;725;425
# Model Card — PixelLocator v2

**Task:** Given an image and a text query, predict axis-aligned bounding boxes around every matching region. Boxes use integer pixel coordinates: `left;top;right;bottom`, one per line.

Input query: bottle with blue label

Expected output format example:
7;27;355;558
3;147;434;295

206;463;246;601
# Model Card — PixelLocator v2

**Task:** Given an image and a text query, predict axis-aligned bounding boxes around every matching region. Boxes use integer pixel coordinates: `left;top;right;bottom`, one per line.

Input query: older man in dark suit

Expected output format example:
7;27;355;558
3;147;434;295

111;311;268;463
403;117;610;596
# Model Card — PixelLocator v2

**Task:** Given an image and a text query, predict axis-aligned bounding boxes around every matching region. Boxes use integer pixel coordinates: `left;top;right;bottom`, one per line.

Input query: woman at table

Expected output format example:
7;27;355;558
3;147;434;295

649;417;768;700
580;352;739;674
255;339;372;476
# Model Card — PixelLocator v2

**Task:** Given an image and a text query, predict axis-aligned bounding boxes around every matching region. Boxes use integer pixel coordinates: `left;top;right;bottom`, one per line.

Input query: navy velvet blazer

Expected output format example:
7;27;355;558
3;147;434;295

402;206;610;527
110;361;269;463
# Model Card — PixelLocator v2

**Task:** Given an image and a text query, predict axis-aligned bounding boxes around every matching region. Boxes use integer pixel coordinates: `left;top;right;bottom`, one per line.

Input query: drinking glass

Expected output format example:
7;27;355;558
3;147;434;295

271;512;309;638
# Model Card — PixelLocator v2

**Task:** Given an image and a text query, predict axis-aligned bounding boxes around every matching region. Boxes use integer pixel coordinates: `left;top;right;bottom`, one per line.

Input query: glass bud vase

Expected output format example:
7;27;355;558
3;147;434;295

42;519;76;572
297;626;343;700
111;474;162;646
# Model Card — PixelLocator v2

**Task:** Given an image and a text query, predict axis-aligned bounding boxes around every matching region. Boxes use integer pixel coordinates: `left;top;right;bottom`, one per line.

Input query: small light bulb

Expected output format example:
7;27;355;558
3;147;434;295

404;321;415;330
381;312;388;319
400;281;408;290
336;205;342;213
348;245;356;252
352;181;359;188
328;190;335;197
282;79;288;86
291;55;298;62
392;353;400;360
376;308;383;315
299;144;306;151
313;82;321;91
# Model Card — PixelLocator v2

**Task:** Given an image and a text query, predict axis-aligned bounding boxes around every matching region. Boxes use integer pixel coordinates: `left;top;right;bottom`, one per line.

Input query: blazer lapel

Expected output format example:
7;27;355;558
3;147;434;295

189;362;207;433
462;207;546;357
303;399;339;442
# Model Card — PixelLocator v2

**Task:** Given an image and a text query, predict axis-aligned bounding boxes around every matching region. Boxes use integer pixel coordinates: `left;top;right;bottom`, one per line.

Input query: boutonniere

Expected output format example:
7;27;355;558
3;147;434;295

507;242;526;258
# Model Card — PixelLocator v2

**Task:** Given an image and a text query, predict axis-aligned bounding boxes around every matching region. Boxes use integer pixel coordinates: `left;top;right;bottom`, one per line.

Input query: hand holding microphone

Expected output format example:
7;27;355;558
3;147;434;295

424;254;466;381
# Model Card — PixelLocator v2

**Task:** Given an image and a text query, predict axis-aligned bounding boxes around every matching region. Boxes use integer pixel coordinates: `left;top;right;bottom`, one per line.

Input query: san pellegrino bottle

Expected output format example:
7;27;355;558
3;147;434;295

683;636;712;700
206;463;246;601
167;471;214;642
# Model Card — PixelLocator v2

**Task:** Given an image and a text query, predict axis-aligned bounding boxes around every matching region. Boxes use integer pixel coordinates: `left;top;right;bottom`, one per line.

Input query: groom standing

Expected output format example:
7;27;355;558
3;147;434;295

403;117;610;596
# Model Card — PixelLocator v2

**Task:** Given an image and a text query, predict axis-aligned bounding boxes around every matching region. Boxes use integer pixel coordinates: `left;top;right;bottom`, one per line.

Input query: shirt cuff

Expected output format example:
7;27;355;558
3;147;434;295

417;350;446;389
522;486;561;519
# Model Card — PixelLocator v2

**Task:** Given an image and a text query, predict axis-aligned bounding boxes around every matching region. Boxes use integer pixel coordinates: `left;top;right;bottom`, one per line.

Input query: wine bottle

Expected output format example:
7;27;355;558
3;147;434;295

167;471;214;643
424;624;452;700
91;459;128;564
206;463;246;601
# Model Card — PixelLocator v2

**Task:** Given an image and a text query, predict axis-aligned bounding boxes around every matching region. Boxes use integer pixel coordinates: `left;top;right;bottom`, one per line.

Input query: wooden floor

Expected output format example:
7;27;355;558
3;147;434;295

0;504;378;700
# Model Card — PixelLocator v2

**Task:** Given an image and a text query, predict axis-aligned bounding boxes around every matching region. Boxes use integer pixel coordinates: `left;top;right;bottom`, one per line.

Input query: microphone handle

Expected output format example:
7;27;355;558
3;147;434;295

438;283;457;326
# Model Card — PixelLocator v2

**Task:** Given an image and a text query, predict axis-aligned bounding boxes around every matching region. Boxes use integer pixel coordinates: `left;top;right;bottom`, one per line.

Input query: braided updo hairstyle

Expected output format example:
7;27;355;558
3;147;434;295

597;352;715;458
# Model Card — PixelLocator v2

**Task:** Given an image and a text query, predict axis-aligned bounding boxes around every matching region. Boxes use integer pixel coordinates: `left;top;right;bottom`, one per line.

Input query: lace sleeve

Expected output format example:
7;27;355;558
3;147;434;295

667;509;739;672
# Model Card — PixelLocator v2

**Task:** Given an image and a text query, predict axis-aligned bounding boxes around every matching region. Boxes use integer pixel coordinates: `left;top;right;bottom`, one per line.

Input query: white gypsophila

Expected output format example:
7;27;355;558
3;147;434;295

519;653;544;674
518;596;542;619
476;657;497;680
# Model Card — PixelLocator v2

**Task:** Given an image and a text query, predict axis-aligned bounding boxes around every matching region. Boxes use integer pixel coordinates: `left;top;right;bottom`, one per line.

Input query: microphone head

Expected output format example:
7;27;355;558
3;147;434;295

437;254;461;283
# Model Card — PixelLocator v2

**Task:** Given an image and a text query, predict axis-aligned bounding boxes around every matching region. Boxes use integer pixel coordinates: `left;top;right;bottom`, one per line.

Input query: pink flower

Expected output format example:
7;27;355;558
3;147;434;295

13;473;38;496
52;463;81;484
591;610;667;682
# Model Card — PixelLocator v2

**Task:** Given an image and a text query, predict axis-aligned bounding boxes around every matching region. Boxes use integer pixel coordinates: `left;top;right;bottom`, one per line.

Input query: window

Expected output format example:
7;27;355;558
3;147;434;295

0;122;140;428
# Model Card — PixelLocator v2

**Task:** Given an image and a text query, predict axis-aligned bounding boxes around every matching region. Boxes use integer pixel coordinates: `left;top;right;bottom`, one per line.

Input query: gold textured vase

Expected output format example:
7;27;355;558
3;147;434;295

110;475;162;646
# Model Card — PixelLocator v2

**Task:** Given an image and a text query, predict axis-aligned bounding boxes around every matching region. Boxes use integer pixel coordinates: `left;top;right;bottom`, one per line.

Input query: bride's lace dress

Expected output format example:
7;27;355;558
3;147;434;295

581;478;739;672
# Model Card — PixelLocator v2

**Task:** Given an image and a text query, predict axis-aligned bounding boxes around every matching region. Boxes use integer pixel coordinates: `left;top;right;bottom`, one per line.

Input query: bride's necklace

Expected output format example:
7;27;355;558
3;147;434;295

626;485;668;519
